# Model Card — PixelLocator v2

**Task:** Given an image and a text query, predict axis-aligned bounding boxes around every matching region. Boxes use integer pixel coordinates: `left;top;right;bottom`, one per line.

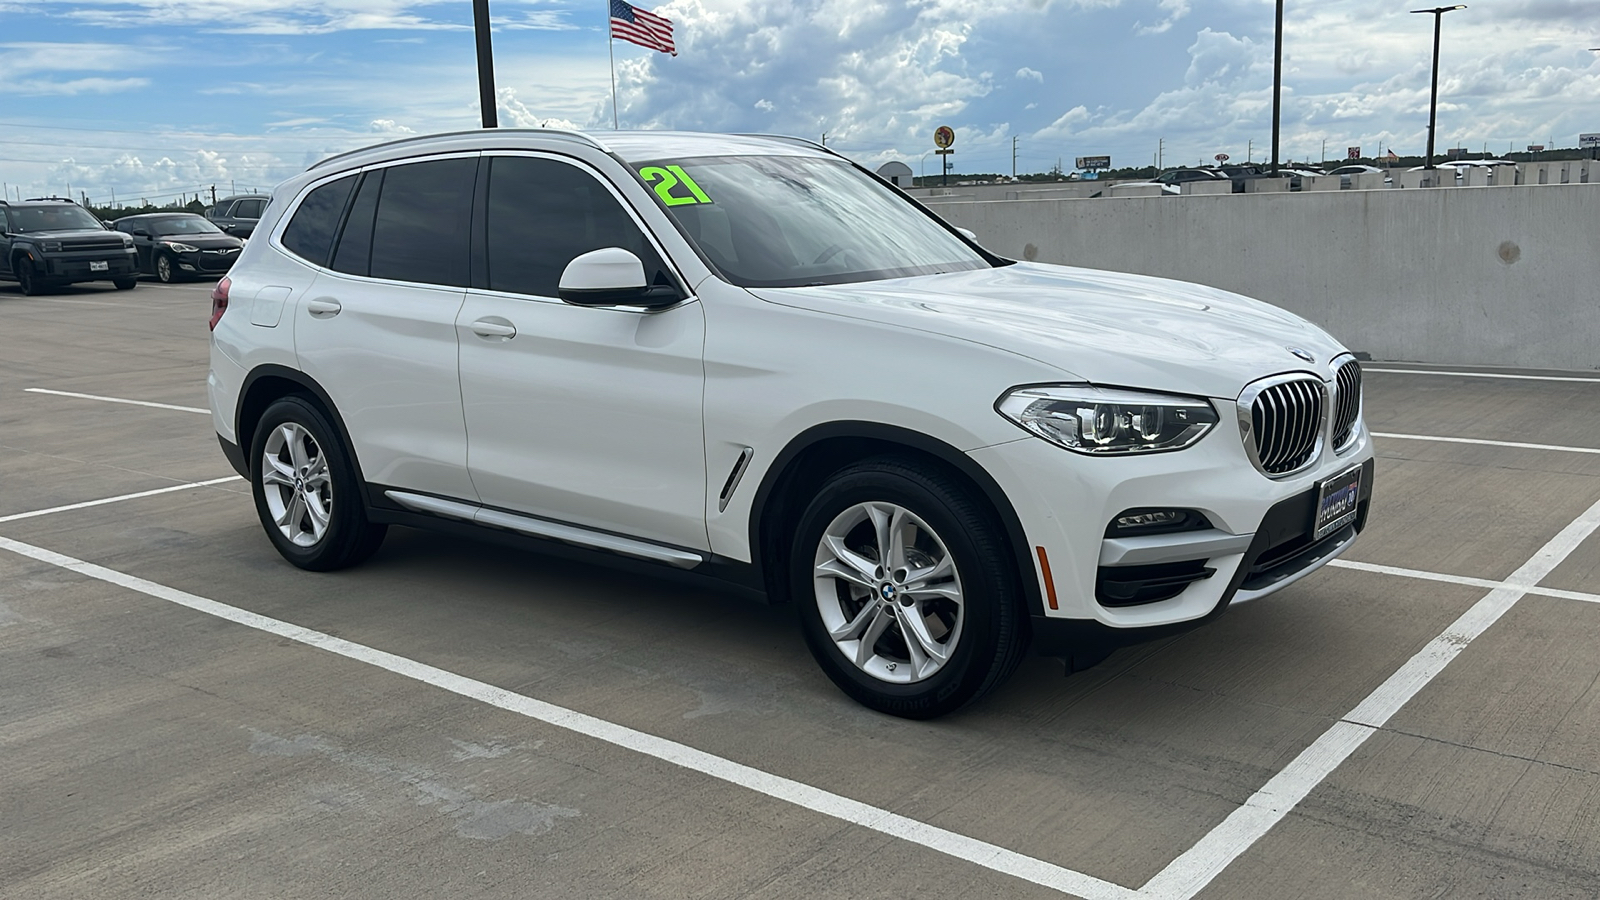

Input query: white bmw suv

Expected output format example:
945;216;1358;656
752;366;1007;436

208;130;1373;718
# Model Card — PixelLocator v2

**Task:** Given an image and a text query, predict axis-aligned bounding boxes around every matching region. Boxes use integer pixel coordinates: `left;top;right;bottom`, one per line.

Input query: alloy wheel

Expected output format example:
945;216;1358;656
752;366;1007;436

812;501;965;684
260;422;333;547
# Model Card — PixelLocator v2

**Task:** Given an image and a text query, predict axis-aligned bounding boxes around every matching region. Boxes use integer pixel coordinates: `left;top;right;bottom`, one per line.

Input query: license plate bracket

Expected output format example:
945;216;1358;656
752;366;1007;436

1313;465;1363;540
89;260;109;272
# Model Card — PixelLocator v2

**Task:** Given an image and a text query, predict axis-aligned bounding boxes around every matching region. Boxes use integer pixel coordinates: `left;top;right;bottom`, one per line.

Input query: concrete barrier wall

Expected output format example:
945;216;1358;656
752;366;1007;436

926;183;1600;370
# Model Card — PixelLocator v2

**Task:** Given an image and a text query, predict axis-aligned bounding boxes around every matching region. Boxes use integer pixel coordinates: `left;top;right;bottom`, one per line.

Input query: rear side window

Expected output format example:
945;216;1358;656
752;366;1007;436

331;170;382;277
233;199;265;218
485;156;670;298
281;176;356;267
369;158;476;288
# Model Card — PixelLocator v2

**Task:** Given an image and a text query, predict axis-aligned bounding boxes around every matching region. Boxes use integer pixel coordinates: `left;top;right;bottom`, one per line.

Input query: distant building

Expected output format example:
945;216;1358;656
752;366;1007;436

876;161;914;188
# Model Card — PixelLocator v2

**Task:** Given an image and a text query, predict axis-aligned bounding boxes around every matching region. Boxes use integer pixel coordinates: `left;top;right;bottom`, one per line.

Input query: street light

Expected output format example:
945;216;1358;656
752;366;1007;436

1410;5;1465;169
1269;0;1284;177
473;0;498;128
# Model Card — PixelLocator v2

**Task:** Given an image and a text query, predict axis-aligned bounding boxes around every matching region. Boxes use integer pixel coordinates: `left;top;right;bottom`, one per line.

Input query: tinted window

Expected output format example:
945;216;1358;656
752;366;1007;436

233;199;265;218
331;170;382;277
369;158;475;288
281;176;355;267
486;156;670;298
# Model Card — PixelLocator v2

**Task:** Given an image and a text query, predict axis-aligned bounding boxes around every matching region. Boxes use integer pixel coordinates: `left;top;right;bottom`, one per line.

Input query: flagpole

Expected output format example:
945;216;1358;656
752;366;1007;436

607;2;620;129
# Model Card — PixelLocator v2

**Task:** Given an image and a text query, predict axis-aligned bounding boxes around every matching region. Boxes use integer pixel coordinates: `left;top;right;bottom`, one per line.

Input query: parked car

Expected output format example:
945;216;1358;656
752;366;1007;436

206;194;270;238
209;130;1374;718
114;212;245;282
0;198;139;294
1326;164;1383;188
1154;168;1226;186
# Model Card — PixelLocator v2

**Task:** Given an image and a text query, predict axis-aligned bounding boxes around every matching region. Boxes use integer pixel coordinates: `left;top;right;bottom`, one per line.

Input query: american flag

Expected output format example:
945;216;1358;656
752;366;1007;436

610;0;676;56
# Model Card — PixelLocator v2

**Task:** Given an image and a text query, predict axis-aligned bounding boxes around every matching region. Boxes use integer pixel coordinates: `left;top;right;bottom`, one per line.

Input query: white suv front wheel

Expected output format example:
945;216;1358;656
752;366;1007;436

791;458;1028;719
249;396;387;571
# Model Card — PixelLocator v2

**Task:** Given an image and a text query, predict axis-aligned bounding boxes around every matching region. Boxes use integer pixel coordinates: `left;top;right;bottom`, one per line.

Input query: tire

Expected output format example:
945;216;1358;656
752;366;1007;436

155;253;178;283
113;277;138;291
249;396;387;571
791;457;1028;719
16;258;46;296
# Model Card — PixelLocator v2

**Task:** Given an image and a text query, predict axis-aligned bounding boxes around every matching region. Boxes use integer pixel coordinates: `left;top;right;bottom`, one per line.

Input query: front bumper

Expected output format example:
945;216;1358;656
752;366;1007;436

43;250;138;280
174;247;241;275
968;414;1376;648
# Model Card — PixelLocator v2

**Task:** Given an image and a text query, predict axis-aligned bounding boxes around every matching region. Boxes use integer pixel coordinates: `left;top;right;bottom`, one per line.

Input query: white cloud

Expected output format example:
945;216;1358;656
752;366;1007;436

1134;0;1189;36
1016;66;1043;82
13;76;150;95
368;118;416;134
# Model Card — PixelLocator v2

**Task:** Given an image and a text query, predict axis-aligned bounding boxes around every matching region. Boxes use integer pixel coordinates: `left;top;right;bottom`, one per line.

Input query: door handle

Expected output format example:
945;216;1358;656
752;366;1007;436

306;298;342;318
470;318;517;339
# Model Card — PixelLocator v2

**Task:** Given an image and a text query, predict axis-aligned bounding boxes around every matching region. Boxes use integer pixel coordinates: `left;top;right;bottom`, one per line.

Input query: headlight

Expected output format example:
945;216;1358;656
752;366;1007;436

161;242;199;253
996;384;1219;455
39;241;62;252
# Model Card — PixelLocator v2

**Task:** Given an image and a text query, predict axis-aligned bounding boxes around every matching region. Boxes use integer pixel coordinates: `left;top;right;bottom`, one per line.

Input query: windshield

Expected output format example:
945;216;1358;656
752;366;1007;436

8;205;105;233
632;155;992;288
148;216;223;235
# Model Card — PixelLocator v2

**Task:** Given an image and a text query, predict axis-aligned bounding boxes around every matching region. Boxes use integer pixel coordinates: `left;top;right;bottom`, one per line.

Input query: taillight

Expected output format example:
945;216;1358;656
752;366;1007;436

209;277;230;331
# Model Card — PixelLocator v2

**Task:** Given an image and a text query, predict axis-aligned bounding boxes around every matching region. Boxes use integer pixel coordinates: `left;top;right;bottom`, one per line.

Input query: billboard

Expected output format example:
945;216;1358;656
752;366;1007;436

1075;156;1111;170
1581;134;1600;149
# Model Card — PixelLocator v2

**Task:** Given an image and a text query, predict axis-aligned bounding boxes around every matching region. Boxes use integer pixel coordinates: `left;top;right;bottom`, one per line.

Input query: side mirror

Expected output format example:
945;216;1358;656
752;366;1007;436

558;248;680;309
954;227;977;240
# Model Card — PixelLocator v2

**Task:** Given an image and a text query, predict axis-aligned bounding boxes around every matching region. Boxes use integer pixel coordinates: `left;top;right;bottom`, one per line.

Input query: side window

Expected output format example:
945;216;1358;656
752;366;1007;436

331;170;382;277
281;175;356;267
369;158;475;288
234;199;265;219
485;156;671;298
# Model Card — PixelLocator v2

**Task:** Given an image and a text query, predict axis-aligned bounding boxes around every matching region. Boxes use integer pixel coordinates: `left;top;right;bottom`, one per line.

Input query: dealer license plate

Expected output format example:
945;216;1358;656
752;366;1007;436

1313;466;1362;540
89;261;109;272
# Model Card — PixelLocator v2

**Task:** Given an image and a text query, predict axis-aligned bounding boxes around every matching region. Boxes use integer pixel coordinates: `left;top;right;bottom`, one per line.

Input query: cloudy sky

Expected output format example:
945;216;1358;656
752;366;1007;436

1;0;1596;204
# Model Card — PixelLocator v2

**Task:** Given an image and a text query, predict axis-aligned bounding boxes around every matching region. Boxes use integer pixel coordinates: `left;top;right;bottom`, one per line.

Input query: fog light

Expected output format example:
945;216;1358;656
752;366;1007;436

1116;510;1184;529
1105;508;1211;537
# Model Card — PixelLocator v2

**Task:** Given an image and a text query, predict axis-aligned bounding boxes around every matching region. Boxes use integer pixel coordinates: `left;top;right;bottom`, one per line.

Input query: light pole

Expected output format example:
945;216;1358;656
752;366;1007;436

473;0;498;128
1269;0;1283;176
1410;5;1465;169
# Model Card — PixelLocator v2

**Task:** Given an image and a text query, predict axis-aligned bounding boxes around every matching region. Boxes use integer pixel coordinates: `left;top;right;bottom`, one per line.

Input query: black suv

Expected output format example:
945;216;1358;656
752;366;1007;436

205;194;270;238
1;199;139;295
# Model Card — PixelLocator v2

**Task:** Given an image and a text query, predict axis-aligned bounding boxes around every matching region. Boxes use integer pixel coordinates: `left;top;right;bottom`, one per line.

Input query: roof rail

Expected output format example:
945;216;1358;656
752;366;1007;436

308;127;609;172
730;133;834;154
20;196;75;203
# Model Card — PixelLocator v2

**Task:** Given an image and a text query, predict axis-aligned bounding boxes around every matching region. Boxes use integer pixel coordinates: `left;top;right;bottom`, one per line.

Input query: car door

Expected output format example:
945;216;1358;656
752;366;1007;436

291;155;480;503
455;152;708;551
231;199;265;237
0;210;13;277
120;222;153;271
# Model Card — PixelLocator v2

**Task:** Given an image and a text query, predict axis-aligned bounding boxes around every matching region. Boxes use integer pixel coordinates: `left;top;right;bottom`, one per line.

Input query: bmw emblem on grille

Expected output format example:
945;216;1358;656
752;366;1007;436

1287;347;1315;363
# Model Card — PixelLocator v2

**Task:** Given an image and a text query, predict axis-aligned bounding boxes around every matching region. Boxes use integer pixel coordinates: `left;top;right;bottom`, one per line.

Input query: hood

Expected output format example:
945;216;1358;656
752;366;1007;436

25;228;120;241
749;262;1348;399
156;233;241;249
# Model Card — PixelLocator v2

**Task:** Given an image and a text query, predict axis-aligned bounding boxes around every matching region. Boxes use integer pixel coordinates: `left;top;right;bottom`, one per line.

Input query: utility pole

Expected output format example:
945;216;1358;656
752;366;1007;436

1011;136;1018;178
1248;138;1253;163
1157;137;1165;172
473;0;498;128
820;132;827;147
211;185;217;206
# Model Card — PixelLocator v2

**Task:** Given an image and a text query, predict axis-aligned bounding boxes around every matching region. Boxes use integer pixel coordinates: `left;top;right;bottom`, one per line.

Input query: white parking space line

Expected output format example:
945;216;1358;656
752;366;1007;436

1136;495;1600;899
1367;368;1600;384
0;533;1137;900
0;476;243;525
1329;559;1600;605
23;388;209;415
1375;432;1600;455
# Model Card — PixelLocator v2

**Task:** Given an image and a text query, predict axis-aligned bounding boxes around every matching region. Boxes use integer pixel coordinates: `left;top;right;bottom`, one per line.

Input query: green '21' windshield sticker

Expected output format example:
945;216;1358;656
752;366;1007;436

639;165;713;207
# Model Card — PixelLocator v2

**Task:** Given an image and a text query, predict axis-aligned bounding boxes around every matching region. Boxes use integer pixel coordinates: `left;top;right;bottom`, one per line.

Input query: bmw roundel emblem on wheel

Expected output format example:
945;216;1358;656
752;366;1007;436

208;127;1373;717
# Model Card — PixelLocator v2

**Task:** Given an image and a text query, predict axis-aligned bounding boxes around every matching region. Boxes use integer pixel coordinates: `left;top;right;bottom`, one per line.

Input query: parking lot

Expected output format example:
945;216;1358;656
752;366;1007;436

3;280;1599;899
